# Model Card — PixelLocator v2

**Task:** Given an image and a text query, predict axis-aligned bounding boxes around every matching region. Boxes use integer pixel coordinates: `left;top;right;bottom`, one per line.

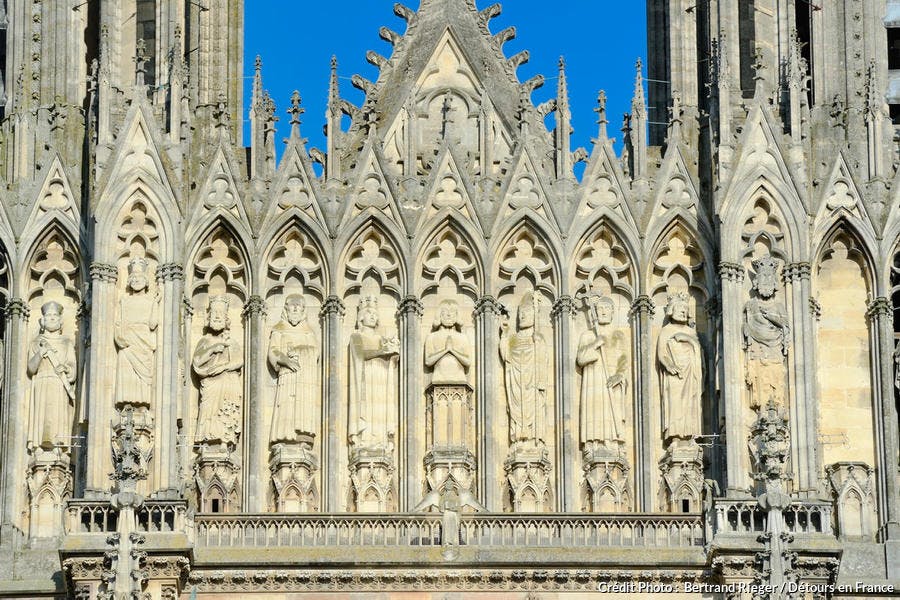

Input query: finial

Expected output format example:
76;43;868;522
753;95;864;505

288;90;304;139
255;55;262;74
328;55;340;111
135;38;147;87
214;92;229;131
632;57;645;113
595;90;608;139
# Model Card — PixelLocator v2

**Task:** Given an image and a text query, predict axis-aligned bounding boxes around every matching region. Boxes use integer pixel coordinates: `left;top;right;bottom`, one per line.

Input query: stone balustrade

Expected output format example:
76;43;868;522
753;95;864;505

65;500;188;535
712;499;834;536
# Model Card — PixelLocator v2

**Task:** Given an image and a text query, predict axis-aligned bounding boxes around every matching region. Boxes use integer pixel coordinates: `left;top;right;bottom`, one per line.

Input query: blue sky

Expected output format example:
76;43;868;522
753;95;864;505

243;2;648;166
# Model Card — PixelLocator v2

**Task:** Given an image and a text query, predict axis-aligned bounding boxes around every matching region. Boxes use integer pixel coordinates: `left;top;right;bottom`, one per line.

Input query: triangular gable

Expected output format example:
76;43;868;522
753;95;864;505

573;141;636;232
340;142;406;232
414;148;482;233
27;155;81;229
187;145;251;239
813;152;874;238
95;104;179;207
495;148;556;227
263;141;326;228
720;104;807;217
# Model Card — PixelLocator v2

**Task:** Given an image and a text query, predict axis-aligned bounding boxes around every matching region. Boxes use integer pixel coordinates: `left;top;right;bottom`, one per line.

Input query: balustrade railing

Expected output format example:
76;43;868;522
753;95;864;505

65;500;188;535
713;500;834;537
193;513;705;549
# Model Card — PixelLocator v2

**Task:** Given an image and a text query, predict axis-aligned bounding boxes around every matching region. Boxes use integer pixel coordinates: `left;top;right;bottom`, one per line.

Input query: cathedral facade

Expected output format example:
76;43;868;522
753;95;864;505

0;0;898;597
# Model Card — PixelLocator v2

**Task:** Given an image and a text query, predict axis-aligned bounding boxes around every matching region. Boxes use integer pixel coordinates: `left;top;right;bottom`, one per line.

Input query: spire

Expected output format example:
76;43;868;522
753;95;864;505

251;55;264;110
555;57;573;179
288;90;305;141
630;58;648;181
326;56;342;180
594;90;608;142
249;56;270;179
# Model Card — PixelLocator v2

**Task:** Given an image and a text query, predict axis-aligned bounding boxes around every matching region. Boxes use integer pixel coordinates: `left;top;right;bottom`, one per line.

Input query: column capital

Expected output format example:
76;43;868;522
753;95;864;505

551;295;578;319
630;295;655;317
866;296;893;321
242;295;267;318
474;295;504;317
4;297;29;322
397;295;424;318
155;262;185;282
320;295;346;318
782;261;811;283
718;261;745;283
89;261;118;283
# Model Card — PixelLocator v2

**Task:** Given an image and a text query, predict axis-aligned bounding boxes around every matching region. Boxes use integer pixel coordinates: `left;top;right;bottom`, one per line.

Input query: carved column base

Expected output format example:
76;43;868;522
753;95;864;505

426;384;472;448
270;438;319;513
26;447;73;539
349;447;395;512
581;445;630;513
194;447;240;513
504;442;552;512
659;439;704;513
416;447;484;512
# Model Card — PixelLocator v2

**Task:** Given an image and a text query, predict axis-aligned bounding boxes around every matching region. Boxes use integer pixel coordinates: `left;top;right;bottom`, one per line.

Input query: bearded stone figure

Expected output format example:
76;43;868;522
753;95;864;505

500;291;550;446
193;296;244;449
743;255;790;410
577;295;627;453
657;292;703;443
114;257;160;409
27;301;76;450
268;294;320;445
348;295;400;451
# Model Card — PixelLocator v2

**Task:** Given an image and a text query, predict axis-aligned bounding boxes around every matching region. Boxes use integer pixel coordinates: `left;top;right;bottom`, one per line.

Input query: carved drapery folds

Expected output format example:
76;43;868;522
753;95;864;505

497;226;557;512
189;227;248;512
25;231;81;538
650;226;709;513
573;225;633;512
343;225;402;512
418;228;480;511
264;226;325;512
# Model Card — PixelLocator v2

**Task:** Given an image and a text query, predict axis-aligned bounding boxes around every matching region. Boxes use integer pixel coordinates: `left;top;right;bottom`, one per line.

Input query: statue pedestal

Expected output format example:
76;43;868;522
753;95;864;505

194;446;240;513
349;447;395;512
581;443;630;512
659;439;704;513
504;441;552;512
424;384;477;500
269;436;319;512
113;405;154;497
26;446;72;539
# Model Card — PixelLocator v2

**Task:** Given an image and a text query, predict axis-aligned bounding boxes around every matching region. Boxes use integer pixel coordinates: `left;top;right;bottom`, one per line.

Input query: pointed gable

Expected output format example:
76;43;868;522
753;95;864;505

264;141;326;228
340;141;406;232
29;156;80;226
813;152;874;240
414;148;483;235
187;144;252;240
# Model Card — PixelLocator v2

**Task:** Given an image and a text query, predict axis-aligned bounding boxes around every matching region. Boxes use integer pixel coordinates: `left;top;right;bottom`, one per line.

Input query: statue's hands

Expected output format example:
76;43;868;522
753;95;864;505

55;363;69;376
594;334;607;349
607;373;624;388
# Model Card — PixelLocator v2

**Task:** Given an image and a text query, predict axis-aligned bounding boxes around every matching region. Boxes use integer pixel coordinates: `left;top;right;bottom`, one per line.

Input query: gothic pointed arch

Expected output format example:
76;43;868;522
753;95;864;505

570;220;637;302
492;218;561;303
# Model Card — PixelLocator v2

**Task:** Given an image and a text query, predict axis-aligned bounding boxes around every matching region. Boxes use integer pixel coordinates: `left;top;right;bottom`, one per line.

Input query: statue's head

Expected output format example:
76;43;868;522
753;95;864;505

517;292;537;329
588;294;615;325
752;254;780;299
39;301;64;334
665;291;691;324
127;257;150;292
434;299;462;331
282;294;307;326
357;295;379;329
206;296;230;333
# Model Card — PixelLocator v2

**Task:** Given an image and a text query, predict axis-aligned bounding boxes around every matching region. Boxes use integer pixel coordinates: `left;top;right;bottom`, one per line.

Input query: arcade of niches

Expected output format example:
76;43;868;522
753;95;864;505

0;0;898;598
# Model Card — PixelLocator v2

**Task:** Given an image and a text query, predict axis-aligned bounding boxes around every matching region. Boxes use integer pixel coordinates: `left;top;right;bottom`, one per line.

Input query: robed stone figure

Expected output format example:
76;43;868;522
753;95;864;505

348;295;400;451
27;301;76;449
114;257;159;409
500;292;550;445
268;294;320;444
743;255;789;410
657;292;703;442
577;295;627;451
193;296;243;449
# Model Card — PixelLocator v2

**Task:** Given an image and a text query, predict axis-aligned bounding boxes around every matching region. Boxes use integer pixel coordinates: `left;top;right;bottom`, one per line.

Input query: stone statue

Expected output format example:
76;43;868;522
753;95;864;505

657;291;703;442
424;299;471;385
27;301;76;450
268;294;320;445
193;296;243;449
576;294;627;452
743;255;790;410
348;295;400;451
114;257;160;409
500;291;550;445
